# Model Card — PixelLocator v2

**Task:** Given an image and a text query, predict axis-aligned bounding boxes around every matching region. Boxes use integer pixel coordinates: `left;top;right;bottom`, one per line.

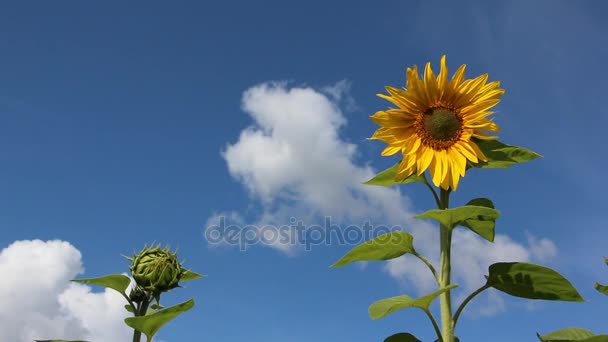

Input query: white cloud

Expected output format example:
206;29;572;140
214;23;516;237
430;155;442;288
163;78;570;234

214;81;559;316
0;239;132;342
222;82;411;224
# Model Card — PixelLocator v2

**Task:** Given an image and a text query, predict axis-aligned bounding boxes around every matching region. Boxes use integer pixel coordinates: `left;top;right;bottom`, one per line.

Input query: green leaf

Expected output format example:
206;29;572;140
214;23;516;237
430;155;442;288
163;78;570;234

536;327;608;341
487;262;584;302
72;274;131;296
580;337;608;342
181;269;205;282
414;204;500;241
594;282;608;296
460;198;498;242
384;333;422;342
364;163;427;187
466;197;495;209
150;303;164;310
331;232;416;268
124;299;195;338
471;139;541;169
369;284;458;320
124;304;135;313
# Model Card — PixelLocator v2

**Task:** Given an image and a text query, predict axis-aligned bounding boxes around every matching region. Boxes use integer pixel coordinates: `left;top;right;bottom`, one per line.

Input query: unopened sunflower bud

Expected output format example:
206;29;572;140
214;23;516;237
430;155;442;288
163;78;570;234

129;245;184;294
129;285;148;303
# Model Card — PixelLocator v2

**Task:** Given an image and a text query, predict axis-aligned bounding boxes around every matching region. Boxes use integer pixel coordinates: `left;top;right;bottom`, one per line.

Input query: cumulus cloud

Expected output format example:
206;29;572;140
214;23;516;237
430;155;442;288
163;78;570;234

213;81;558;315
0;239;131;342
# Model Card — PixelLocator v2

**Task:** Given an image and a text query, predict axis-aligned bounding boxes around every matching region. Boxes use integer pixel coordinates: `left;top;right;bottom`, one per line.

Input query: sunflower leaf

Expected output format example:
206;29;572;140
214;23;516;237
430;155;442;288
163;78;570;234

364;162;427;187
125;299;195;339
413;204;500;241
486;262;584;302
331;232;415;268
72;274;131;296
594;282;608;296
369;284;457;320
384;333;422;342
536;327;608;341
471;139;541;169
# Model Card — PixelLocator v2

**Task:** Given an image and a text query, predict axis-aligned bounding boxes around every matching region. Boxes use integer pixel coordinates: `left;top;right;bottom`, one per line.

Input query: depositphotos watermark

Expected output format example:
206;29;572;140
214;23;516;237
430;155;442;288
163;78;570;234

204;216;405;251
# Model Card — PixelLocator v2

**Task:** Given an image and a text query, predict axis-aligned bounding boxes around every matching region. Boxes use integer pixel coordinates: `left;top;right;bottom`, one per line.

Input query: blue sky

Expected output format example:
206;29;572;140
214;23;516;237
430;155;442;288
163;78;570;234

1;1;607;341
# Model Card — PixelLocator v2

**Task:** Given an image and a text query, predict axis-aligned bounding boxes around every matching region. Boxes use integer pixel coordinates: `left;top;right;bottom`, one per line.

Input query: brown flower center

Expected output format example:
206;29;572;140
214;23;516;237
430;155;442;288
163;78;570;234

415;107;463;150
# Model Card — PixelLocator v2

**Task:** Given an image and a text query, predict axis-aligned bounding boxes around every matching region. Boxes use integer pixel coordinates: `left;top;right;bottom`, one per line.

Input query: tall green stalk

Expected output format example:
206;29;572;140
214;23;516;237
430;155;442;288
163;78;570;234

438;188;453;342
132;296;151;342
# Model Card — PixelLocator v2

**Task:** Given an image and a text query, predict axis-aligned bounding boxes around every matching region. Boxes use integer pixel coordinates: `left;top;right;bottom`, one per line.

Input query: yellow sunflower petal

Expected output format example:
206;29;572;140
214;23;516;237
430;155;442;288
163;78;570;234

454;142;479;163
450;64;466;88
461;99;501;116
416;146;434;175
440;168;451;190
381;143;402;156
424;61;438;103
472;130;499;140
428;155;438;187
473;88;505;103
404;136;422;156
468;140;488;161
437;55;448;96
448;147;467;177
370;110;416;127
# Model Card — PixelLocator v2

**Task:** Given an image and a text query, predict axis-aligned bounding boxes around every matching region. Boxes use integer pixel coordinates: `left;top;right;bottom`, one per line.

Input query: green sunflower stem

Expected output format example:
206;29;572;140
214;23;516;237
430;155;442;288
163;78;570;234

438;188;453;342
132;294;152;342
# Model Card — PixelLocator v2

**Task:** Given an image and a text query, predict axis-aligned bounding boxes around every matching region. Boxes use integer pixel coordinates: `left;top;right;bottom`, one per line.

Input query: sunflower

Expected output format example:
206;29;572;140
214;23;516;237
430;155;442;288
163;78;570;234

370;55;504;191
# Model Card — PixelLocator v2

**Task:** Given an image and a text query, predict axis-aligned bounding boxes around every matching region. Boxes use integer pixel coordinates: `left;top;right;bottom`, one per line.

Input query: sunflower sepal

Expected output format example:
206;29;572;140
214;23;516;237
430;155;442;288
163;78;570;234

469;139;542;169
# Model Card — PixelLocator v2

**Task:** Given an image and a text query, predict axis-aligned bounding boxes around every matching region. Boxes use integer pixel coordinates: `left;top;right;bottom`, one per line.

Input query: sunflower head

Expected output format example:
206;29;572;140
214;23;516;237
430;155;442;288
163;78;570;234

370;55;504;190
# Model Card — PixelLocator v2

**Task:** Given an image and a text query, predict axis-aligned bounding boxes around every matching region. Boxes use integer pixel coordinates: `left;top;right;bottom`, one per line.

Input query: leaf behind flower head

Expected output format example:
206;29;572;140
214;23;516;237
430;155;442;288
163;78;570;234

471;139;541;169
364;162;427;187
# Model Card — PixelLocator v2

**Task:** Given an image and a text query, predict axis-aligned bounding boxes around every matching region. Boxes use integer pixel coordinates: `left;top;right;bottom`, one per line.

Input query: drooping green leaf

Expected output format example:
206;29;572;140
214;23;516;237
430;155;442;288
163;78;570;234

364;163;427;187
124;304;135;313
414;204;500;241
369;284;458;320
536;327;608;341
459;198;498;242
487;262;584;302
332;232;415;268
466;197;495;209
471;139;541;169
125;299;195;338
180;269;205;282
72;274;131;296
384;333;422;342
594;282;608;296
